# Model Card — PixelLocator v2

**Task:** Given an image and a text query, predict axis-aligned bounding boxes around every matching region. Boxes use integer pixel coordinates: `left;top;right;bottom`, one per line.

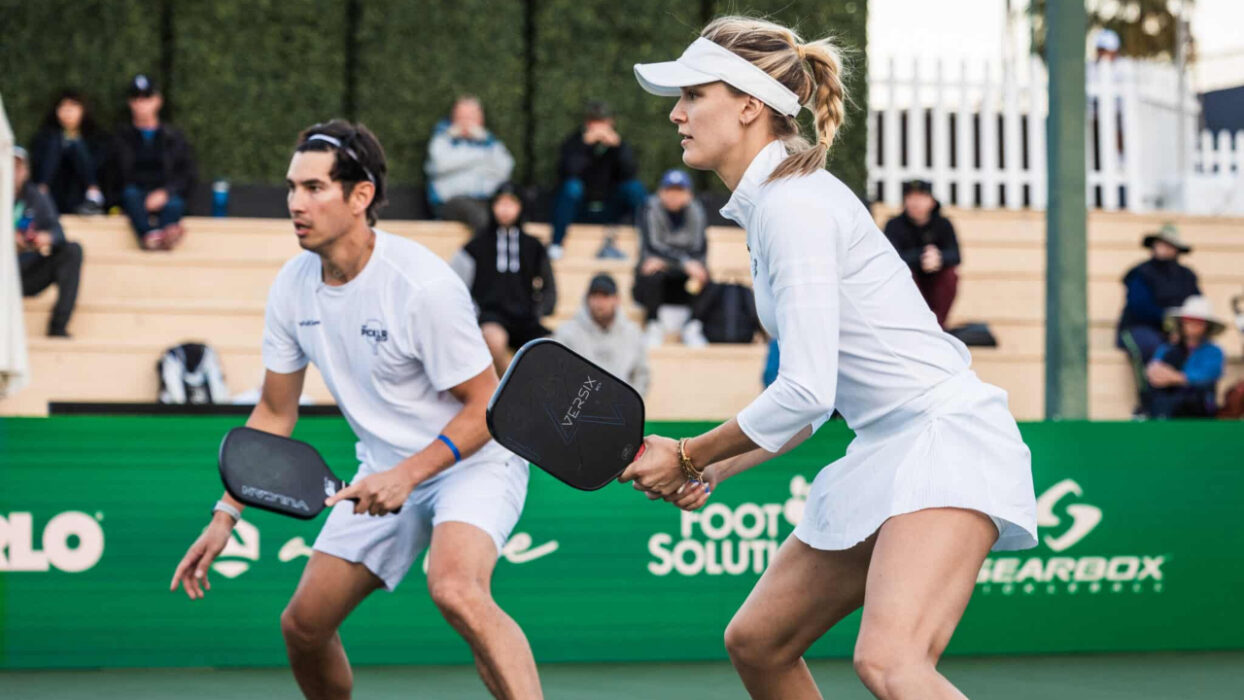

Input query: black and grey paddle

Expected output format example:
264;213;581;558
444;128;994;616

218;426;396;519
487;338;646;490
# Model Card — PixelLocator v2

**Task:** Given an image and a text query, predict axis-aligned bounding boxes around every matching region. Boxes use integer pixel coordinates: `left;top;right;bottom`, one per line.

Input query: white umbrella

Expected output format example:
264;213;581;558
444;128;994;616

0;93;31;398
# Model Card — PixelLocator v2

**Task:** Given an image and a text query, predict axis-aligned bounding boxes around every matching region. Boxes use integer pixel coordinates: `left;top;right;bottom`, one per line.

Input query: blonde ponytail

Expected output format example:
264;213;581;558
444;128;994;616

701;16;849;181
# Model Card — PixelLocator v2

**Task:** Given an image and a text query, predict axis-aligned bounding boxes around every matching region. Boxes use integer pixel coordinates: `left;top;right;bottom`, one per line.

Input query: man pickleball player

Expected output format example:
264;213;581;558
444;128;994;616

169;120;542;700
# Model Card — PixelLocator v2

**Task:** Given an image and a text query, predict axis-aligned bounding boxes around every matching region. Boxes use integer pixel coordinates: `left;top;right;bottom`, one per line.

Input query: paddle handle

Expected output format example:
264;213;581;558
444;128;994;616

331;479;403;515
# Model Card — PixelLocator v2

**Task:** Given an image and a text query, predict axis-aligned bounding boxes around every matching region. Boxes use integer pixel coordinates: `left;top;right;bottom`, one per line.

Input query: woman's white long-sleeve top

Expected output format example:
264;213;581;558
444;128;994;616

724;141;973;452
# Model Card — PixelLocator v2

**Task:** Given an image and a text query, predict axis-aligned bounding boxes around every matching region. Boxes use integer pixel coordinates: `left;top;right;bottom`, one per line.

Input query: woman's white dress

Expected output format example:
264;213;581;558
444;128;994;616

723;140;1037;551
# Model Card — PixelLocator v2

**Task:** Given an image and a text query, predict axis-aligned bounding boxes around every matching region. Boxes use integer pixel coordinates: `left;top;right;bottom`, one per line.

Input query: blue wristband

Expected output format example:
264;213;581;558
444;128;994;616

437;434;461;463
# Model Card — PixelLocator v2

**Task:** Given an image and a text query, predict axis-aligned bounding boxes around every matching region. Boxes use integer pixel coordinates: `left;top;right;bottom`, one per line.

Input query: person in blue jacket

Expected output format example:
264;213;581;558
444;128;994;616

1142;295;1227;418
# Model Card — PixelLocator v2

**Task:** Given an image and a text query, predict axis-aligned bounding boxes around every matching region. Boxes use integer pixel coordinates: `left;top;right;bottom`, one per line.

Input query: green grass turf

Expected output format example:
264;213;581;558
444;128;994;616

2;651;1242;699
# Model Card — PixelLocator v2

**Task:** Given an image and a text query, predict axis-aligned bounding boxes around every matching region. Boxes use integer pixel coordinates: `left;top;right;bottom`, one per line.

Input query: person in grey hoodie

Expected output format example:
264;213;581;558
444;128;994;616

425;95;514;232
554;273;650;396
633;169;710;346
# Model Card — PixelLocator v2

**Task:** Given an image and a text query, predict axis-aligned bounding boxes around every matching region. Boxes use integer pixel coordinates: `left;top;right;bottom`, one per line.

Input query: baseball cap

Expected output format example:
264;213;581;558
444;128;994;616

584;100;613;122
13;145;28;162
660;169;693;190
587;273;618;296
1096;29;1121;53
902;179;933;196
127;74;158;98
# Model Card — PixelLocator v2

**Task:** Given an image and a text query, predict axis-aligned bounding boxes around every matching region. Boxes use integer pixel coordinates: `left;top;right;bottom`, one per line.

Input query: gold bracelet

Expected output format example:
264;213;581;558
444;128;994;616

678;438;703;481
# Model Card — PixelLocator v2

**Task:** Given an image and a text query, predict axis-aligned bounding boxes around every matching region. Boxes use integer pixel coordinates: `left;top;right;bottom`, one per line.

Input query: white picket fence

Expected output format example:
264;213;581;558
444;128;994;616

867;56;1244;214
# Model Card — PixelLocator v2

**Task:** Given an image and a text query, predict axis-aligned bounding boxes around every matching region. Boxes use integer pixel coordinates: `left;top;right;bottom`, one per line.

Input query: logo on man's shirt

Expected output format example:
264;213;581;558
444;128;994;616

361;319;389;354
298;320;321;327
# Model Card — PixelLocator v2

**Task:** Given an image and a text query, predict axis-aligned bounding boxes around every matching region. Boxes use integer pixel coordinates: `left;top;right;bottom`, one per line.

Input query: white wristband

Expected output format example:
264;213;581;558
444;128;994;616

212;500;241;524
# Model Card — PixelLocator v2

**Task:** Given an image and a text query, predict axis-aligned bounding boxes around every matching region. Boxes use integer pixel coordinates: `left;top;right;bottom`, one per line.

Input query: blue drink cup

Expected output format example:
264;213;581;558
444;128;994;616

212;179;230;217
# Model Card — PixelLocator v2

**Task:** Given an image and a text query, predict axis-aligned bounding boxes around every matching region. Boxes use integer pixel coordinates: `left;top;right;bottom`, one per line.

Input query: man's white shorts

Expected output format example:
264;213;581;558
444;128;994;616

313;454;529;591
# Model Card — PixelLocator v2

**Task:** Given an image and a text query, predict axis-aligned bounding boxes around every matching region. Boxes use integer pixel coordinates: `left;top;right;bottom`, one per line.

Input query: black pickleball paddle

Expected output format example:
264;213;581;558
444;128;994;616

218;427;397;519
487;339;646;490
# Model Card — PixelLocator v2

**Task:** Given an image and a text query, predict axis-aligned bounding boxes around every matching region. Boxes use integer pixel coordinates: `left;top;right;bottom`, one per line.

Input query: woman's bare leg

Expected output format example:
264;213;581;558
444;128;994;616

725;532;876;699
853;508;997;699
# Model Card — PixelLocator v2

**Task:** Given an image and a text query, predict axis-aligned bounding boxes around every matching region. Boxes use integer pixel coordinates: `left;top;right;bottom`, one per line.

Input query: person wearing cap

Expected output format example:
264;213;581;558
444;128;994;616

882;179;961;328
620;16;1037;698
1088;28;1127;176
12;146;83;337
110;74;197;250
1141;295;1226;418
548;100;647;260
450;182;557;376
633;168;710;347
553;272;650;395
425;95;515;233
1095;28;1121;62
1117;223;1200;365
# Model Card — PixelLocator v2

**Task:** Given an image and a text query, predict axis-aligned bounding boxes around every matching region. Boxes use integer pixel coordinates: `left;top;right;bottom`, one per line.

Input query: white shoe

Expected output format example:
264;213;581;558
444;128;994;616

681;320;708;348
645;321;665;349
548;244;564;261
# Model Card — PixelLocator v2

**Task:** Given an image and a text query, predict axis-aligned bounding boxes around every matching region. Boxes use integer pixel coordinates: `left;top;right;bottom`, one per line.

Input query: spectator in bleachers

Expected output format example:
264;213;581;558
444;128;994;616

425;95;515;233
1117;224;1200;365
30;90;107;215
1141;295;1225;418
1095;28;1121;63
450;182;556;376
554;273;649;395
111;74;196;251
12;146;83;338
883;179;960;328
633;169;710;347
549;100;647;260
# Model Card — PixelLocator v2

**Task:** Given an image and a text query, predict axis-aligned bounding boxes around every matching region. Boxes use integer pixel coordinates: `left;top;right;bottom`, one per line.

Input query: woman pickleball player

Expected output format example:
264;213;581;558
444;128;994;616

619;17;1037;699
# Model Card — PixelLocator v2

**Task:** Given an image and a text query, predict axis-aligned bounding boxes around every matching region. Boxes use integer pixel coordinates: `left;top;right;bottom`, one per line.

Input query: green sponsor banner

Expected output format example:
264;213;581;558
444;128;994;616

1;417;1242;669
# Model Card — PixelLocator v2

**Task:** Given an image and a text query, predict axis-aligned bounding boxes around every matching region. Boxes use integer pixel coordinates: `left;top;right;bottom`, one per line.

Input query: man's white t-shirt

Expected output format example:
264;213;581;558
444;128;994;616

262;229;507;474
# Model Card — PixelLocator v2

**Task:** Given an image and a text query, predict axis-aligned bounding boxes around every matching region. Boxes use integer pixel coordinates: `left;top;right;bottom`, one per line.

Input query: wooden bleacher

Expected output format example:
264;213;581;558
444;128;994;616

7;209;1244;420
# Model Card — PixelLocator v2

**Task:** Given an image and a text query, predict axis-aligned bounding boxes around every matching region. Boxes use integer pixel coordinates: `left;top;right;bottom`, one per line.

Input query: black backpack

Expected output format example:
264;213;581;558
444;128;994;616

696;283;760;344
947;322;999;347
157;342;229;404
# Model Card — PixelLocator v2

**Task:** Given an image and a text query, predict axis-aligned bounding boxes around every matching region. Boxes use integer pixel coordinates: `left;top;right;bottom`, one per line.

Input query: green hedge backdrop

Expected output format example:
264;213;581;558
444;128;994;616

0;0;867;197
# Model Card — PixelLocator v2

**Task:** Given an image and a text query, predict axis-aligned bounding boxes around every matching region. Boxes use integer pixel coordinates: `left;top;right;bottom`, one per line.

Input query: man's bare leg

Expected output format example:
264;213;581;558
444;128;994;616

480;322;512;377
280;551;384;699
426;521;542;699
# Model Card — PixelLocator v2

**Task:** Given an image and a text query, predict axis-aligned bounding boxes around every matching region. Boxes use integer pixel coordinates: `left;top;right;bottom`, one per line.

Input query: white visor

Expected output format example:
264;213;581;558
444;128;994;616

634;38;802;117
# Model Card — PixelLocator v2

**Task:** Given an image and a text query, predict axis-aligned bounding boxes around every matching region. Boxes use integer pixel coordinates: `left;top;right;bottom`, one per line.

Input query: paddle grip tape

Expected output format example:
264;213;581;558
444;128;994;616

437;434;462;463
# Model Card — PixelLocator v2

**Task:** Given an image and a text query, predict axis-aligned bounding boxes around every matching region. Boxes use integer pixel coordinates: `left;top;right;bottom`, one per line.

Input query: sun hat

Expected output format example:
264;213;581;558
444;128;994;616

1167;295;1226;336
1142;223;1191;254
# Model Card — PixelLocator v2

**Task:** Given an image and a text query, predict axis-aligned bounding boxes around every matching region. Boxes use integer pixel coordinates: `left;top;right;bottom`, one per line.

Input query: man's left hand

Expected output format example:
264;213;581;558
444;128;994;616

325;467;419;516
684;260;709;286
599;126;621;147
145;188;169;212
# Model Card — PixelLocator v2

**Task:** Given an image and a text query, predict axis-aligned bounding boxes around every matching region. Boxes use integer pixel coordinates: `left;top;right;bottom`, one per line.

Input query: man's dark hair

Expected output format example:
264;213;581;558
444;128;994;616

295;120;388;225
584;100;613;122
